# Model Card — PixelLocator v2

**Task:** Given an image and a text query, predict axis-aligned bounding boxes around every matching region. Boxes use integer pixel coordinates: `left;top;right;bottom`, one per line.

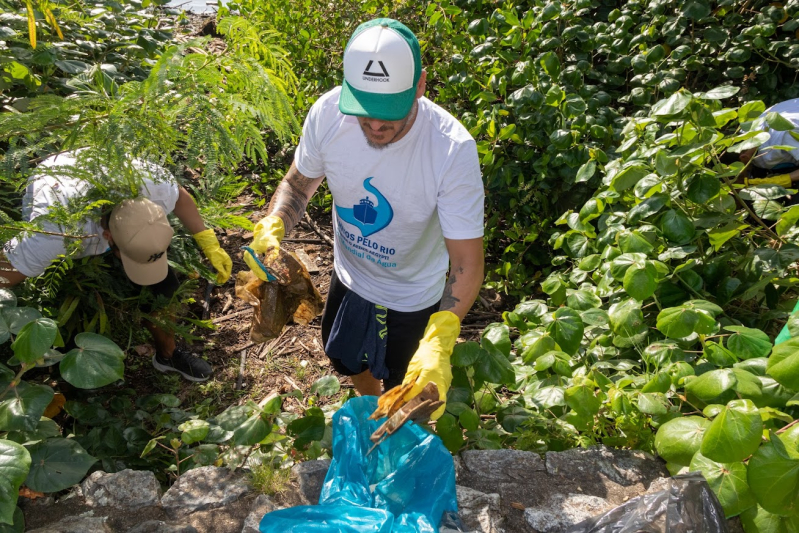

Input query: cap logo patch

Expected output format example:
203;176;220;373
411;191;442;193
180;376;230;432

363;60;390;82
147;251;165;263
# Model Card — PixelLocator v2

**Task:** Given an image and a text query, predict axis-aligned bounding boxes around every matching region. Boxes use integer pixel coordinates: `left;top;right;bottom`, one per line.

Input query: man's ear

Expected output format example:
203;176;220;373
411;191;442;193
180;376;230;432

415;70;427;99
103;229;113;244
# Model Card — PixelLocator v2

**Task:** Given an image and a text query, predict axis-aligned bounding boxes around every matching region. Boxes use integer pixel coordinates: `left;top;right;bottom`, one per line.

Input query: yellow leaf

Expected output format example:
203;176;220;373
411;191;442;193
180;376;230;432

25;0;36;49
45;8;63;40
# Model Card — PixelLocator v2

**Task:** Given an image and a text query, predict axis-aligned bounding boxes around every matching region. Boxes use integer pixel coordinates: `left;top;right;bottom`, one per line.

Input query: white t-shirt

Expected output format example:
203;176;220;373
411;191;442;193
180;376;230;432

295;87;484;312
4;151;179;278
755;98;799;169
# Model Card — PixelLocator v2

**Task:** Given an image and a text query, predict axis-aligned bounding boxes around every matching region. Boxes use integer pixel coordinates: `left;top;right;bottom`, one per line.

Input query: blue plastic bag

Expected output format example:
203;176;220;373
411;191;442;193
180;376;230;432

259;396;458;532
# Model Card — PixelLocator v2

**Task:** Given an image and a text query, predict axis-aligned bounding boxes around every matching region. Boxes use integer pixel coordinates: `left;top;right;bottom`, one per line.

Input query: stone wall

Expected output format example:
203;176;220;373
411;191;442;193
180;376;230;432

19;445;739;533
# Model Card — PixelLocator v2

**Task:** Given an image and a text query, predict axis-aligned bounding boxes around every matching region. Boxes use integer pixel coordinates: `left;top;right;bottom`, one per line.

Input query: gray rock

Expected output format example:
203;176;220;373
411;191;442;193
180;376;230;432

524;494;612;532
456;485;503;533
161;466;251;518
545;445;666;487
241;494;278;533
460;450;545;482
27;516;111;533
128;521;198;533
81;469;161;509
291;459;331;505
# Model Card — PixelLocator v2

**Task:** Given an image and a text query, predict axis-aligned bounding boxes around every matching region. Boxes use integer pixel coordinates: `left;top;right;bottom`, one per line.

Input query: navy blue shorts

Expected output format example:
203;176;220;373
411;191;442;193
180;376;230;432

321;271;438;389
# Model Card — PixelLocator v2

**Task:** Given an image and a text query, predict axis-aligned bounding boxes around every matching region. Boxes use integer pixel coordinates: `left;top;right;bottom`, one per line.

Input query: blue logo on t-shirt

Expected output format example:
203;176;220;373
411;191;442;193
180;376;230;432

336;178;393;237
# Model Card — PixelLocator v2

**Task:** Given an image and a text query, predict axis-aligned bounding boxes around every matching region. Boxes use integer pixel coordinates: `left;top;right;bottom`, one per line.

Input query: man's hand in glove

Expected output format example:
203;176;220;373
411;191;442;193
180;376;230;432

401;310;460;420
193;229;232;284
744;174;793;188
243;215;285;281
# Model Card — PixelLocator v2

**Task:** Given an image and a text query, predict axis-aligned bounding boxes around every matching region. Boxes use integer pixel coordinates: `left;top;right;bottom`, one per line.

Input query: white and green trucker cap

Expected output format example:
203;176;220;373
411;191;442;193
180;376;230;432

339;18;422;121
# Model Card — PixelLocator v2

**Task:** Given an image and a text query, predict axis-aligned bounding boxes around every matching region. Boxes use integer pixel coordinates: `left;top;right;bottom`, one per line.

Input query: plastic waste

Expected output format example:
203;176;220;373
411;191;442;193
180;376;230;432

259;396;459;532
235;248;324;342
568;472;728;533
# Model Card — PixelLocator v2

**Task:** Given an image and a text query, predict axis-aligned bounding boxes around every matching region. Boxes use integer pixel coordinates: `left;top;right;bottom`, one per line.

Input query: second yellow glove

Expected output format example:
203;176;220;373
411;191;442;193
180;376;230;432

244;215;285;282
744;174;793;188
193;229;232;284
402;310;460;420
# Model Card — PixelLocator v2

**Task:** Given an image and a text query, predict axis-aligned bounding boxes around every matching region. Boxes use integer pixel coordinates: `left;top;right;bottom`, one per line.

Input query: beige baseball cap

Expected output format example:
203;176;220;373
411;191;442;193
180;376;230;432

109;198;174;286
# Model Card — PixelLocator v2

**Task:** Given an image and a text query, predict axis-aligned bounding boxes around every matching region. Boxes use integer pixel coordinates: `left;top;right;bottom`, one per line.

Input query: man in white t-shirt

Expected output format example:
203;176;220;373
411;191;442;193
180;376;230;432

739;98;799;186
1;151;233;382
244;18;484;417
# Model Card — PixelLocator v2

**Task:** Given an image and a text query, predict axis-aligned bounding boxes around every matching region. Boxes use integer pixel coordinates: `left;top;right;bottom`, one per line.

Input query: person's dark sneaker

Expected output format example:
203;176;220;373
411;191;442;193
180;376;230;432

152;347;213;382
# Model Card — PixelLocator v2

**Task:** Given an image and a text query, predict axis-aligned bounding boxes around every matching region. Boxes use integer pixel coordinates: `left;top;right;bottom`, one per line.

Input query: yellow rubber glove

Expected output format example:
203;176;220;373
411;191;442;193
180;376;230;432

193;229;232;284
244;215;285;281
745;174;793;188
402;310;460;420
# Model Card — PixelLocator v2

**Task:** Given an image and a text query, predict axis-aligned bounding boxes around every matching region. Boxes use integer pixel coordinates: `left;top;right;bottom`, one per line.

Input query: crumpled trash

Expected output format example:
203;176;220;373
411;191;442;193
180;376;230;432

235;248;324;342
259;396;459;532
568;472;728;533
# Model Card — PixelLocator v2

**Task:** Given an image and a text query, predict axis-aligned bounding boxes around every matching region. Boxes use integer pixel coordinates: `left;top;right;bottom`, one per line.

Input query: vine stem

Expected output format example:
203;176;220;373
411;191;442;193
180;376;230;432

0;362;34;401
776;418;799;435
0;225;96;239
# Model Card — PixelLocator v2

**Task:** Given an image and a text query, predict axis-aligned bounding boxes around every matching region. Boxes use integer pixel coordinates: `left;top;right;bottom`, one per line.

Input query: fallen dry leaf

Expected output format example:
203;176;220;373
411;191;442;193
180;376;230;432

43;393;66;419
19;487;45;500
370;382;414;420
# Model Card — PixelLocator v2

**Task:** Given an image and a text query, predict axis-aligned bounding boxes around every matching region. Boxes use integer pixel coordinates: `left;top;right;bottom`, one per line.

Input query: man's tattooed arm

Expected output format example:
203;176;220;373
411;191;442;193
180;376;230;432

440;239;484;320
267;162;325;234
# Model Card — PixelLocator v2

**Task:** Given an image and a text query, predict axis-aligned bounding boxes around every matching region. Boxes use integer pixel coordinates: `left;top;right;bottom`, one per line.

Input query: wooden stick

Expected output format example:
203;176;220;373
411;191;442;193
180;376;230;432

212;308;252;324
235;347;247;390
303;212;334;247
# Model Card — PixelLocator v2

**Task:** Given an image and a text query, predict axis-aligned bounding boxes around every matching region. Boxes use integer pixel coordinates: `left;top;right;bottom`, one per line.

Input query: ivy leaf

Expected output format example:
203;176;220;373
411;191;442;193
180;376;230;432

482;324;511;359
565;384;601;419
685;369;737;406
521;335;558;364
682;0;711;19
740;505;799;533
611;165;648;192
474;341;515;385
178;420;210;445
575;160;596;183
700;399;762;463
643;342;686;367
708;223;748;251
689;452;756;517
286;408;325;448
747;430;799;516
686;174;721;204
545;307;584;355
452;341;484;367
652;91;692;117
528;385;566;409
0;383;54;433
623;263;657;301
660;209;695;245
60;333;125;389
655;416;710;465
609;299;647;337
310;376;340;397
435;414;464;453
728;132;771;153
725;326;772;360
0;439;30;526
10;318;57;364
25;438;96;492
637;392;668;415
700;86;740;100
766;338;799;391
3;308;42;335
566;289;601;310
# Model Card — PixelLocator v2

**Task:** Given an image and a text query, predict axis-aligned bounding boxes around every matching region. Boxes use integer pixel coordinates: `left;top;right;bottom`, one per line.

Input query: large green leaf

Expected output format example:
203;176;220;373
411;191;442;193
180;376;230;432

623;263;657;301
652;91;692;116
233;412;272;446
528;385;566;409
10;318;57;364
725;326;772;360
689;452;755;517
25;438;96;492
655;416;710;465
637;392;669;415
452;341;483;367
685;369;737;406
286;408;325;448
740;505;799;533
611;165;648;192
609;299;647;337
0;440;30;526
545;308;584;355
521;335;558;364
660;209;696;245
475;332;516;385
766;339;799;390
482;324;511;358
656;302;718;339
0;382;54;432
310;375;340;397
0;506;24;532
60;333;125;389
643;342;686;367
700;399;762;463
566;289;601;311
3;308;41;334
747;431;799;516
178;420;210;445
0;314;9;345
435;413;464;453
565;384;601;419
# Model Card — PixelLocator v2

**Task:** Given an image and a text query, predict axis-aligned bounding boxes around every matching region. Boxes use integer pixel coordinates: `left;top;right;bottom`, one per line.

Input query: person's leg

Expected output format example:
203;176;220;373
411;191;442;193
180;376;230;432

321;270;381;395
382;302;440;391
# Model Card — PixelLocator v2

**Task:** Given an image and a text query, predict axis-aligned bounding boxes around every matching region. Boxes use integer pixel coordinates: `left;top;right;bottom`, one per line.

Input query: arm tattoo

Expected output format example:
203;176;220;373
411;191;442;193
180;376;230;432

439;272;462;312
268;166;313;234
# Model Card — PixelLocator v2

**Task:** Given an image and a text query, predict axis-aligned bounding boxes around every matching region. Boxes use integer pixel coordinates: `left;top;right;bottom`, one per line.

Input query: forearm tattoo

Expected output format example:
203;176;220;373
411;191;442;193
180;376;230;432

440;267;464;312
268;166;312;233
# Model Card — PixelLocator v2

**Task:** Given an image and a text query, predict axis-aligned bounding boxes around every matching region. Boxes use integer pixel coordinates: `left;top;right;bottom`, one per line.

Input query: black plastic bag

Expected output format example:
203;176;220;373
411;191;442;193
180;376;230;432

568;472;728;533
